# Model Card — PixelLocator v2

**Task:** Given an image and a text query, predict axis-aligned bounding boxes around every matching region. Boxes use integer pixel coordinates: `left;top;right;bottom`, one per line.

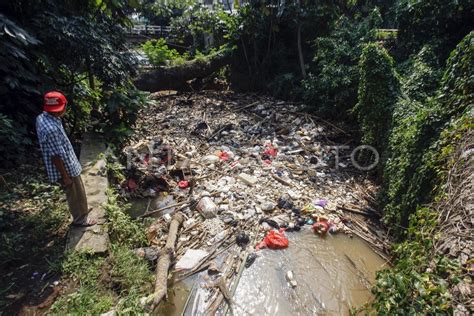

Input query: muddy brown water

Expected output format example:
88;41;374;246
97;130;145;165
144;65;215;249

158;227;386;316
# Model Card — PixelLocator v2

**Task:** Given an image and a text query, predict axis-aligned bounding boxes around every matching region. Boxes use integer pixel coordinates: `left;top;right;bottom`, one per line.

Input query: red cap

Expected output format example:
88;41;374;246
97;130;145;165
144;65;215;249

43;91;67;112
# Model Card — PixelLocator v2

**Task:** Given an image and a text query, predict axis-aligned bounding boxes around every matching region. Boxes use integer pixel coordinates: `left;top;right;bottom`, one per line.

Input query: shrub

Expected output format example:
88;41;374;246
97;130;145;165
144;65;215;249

302;9;382;118
372;207;460;314
401;46;442;102
104;189;147;248
396;0;474;60
354;43;399;154
141;38;181;66
381;31;473;231
0;114;32;166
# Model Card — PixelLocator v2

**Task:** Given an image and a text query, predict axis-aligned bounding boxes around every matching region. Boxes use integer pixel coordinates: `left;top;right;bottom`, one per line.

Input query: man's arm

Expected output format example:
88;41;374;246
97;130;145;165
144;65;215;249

51;155;72;187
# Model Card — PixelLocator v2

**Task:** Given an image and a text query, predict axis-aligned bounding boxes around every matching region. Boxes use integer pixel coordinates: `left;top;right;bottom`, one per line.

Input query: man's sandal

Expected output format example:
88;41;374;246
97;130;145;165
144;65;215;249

71;218;98;227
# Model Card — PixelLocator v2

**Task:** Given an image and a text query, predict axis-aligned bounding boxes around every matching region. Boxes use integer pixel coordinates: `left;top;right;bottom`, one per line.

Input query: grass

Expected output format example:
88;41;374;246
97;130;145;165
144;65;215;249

49;246;153;315
0;164;154;314
104;189;148;249
48;286;114;315
48;189;153;315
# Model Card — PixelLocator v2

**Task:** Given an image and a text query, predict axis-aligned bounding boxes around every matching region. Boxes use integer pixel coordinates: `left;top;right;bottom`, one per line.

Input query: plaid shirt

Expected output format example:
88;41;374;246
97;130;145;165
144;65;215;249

36;112;82;182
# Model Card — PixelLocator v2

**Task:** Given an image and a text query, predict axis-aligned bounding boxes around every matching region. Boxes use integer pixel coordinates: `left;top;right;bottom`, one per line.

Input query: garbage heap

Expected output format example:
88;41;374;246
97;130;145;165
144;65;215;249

115;91;390;312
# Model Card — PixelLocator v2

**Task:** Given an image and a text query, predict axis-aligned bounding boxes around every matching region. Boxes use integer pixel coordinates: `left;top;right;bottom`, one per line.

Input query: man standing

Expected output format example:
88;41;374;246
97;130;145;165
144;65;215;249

36;91;96;226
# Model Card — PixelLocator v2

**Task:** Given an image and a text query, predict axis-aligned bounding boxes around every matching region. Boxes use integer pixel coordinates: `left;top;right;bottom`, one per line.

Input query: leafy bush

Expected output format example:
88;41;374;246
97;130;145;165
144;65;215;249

104;189;147;248
372;207;460;314
382;31;473;231
302;9;382;118
372;33;472;312
396;0;474;60
101;86;147;144
354;43;399;153
142;38;181;66
169;3;236;52
0;114;31;166
0;1;144;164
401;46;442;102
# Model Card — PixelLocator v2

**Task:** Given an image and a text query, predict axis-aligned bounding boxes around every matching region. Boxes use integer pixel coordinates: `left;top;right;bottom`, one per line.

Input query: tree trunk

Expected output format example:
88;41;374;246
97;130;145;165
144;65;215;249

134;48;233;92
150;212;184;311
297;23;306;78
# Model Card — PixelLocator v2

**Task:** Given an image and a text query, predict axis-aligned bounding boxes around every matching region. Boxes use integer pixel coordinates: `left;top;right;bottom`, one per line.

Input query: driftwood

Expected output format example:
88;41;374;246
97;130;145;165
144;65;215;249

150;212;184;311
338;205;375;218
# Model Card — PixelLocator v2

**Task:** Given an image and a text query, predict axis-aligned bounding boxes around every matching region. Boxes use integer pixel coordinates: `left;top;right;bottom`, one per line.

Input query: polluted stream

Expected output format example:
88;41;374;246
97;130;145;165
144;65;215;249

159;230;385;316
117;91;390;315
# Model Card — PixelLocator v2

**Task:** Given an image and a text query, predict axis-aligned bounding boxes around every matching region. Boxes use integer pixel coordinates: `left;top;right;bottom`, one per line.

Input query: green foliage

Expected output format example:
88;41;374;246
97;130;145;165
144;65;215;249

61;251;106;287
382;31;473;230
105;189;147;248
396;0;474;60
0;0;144;165
50;246;153;315
372;31;473;314
401;46;442;102
372;207;460;314
102;87;147;144
170;3;236;52
0;114;32;166
49;209;152;314
302;10;382;118
140;0;194;25
109;245;153;293
0;169;68;268
142;38;181;66
354;43;399;152
108;245;154;313
231;0;340;94
49;287;114;316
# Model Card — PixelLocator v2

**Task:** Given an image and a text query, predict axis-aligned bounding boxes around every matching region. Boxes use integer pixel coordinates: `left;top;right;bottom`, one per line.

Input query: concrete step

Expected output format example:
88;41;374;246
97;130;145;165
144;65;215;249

66;133;109;254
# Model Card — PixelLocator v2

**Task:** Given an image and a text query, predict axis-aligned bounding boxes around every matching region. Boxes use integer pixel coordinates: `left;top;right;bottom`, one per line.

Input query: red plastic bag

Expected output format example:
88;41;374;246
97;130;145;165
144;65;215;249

178;180;189;188
263;144;278;157
218;151;229;161
312;221;330;235
262;229;289;249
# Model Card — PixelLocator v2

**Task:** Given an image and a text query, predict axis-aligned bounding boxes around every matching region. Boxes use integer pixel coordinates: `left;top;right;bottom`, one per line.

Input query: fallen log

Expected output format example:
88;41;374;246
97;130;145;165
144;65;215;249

150;212;184;311
134;47;233;92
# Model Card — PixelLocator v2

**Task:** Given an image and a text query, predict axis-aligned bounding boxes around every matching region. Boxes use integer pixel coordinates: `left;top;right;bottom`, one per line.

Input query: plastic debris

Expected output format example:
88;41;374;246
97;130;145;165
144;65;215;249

245;252;258;268
176;249;209;270
236;232;250;247
197;196;217;219
178;180;189;188
237;173;258;186
277;193;293;209
256;229;289;250
313;220;330;235
285;270;297;288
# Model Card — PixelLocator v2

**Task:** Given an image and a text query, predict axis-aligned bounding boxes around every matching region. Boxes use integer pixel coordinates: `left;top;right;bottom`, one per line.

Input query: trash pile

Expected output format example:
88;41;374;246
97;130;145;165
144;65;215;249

116;91;390;313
